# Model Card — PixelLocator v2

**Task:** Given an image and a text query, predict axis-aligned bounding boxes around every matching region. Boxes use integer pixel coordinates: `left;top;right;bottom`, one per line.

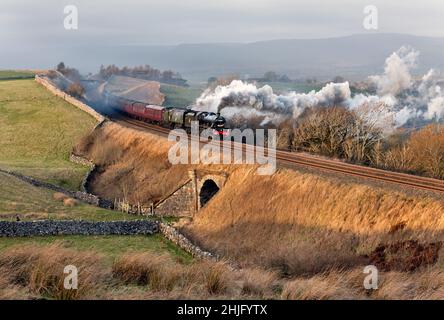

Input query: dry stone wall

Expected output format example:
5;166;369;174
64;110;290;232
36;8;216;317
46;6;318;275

0;220;158;237
159;223;217;260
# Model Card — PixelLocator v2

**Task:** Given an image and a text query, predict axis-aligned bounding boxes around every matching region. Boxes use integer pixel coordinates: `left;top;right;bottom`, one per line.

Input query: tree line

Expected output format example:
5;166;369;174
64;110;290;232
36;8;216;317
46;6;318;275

98;64;188;86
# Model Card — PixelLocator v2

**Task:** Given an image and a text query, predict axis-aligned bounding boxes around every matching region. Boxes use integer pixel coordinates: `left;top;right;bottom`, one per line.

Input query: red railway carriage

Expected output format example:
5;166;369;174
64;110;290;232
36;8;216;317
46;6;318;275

123;101;165;123
144;105;165;123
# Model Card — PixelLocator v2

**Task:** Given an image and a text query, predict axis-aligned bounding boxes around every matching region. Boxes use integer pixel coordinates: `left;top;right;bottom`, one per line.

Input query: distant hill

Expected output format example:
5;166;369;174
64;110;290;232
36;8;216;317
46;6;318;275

4;33;444;82
139;34;444;81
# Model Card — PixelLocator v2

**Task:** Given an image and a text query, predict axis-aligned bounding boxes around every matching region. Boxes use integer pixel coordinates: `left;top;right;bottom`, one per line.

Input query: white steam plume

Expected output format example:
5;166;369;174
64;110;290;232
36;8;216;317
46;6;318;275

194;46;444;131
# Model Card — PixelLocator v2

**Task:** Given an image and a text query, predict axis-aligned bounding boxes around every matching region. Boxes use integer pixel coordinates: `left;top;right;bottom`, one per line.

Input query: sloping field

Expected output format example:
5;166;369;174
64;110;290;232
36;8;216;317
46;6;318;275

0;79;97;190
160;83;202;108
104;75;164;105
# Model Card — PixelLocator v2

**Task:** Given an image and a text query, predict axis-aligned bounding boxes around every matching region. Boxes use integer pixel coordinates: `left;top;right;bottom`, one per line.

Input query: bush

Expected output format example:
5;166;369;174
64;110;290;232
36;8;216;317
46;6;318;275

66;83;85;98
381;124;444;179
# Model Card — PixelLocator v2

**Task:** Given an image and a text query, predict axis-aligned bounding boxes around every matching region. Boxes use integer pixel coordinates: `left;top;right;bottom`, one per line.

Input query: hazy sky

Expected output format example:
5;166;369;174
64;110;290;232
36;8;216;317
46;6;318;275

1;0;444;48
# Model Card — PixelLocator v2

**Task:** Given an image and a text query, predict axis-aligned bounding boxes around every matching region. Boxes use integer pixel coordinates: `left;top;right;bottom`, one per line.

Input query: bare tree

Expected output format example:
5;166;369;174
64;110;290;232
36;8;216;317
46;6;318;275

408;124;444;178
293;106;355;157
344;102;386;163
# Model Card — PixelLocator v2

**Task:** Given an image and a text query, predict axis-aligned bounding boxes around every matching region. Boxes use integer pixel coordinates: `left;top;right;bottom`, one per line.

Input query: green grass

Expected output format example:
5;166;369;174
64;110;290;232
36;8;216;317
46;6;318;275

0;172;144;221
0;79;97;190
0;78;192;264
0;70;35;81
160;84;203;108
0;234;192;264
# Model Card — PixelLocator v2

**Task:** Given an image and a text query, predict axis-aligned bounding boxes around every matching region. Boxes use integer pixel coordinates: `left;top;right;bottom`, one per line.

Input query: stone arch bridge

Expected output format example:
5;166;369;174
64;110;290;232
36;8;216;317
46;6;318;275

154;169;228;217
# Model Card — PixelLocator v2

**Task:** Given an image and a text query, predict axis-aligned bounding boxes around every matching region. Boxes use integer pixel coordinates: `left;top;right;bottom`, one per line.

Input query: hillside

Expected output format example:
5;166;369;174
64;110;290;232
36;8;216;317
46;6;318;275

76;122;444;298
7;34;444;82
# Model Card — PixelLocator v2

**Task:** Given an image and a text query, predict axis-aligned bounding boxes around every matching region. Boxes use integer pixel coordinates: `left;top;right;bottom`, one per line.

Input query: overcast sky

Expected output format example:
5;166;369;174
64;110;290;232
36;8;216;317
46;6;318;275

1;0;444;48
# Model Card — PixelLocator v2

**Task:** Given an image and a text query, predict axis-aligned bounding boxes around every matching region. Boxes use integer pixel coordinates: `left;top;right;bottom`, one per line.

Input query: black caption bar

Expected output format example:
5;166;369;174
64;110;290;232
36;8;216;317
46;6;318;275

0;300;440;319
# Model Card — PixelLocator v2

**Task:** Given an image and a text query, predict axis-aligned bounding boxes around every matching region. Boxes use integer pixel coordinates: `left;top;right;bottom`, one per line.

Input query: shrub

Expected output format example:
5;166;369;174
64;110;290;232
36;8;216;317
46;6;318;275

66;83;85;98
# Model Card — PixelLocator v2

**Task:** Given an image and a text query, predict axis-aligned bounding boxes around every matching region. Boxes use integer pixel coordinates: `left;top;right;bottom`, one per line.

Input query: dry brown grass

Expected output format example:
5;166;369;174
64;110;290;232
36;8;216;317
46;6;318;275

53;192;68;201
2;243;444;299
199;260;232;295
282;274;358;300
279;266;444;300
0;273;29;299
183;166;444;276
240;267;280;297
75;122;191;204
112;252;235;296
0;244;106;299
112;252;181;291
63;198;78;207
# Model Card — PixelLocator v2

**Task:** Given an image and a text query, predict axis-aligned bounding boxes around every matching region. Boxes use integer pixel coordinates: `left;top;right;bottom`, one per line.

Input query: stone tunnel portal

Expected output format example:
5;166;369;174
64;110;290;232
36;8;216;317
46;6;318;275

199;179;220;208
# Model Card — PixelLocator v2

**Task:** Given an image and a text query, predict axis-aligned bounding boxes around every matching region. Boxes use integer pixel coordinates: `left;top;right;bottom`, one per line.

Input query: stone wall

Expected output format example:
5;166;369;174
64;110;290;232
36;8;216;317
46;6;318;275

154;179;196;217
35;75;105;123
0;220;158;237
159;223;217;260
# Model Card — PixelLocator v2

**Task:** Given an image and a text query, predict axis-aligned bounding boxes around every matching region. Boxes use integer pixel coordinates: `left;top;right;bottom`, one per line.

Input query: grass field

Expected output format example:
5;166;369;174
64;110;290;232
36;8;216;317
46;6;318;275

0;234;192;264
0;79;97;190
160;84;202;107
0;70;35;81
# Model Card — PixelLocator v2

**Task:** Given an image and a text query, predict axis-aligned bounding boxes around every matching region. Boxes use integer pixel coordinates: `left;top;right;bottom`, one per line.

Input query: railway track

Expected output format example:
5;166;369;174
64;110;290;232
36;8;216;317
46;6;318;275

113;116;444;194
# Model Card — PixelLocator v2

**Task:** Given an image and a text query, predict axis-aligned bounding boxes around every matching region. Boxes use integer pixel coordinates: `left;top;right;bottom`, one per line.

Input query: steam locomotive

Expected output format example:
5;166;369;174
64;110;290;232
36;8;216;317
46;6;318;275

115;97;230;136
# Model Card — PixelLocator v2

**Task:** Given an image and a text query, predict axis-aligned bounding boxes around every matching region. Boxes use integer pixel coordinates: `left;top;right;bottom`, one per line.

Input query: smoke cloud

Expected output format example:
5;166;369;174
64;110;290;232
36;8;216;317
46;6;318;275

194;46;444;131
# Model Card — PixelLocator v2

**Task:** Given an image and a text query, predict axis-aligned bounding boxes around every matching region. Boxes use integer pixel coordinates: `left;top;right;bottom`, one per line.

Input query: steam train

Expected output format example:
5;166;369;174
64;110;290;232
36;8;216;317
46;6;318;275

114;97;230;136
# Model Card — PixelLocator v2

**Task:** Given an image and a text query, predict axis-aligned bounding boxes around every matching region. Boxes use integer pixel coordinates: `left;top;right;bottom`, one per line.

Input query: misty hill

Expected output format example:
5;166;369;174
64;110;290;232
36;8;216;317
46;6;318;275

139;34;444;81
5;33;444;82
